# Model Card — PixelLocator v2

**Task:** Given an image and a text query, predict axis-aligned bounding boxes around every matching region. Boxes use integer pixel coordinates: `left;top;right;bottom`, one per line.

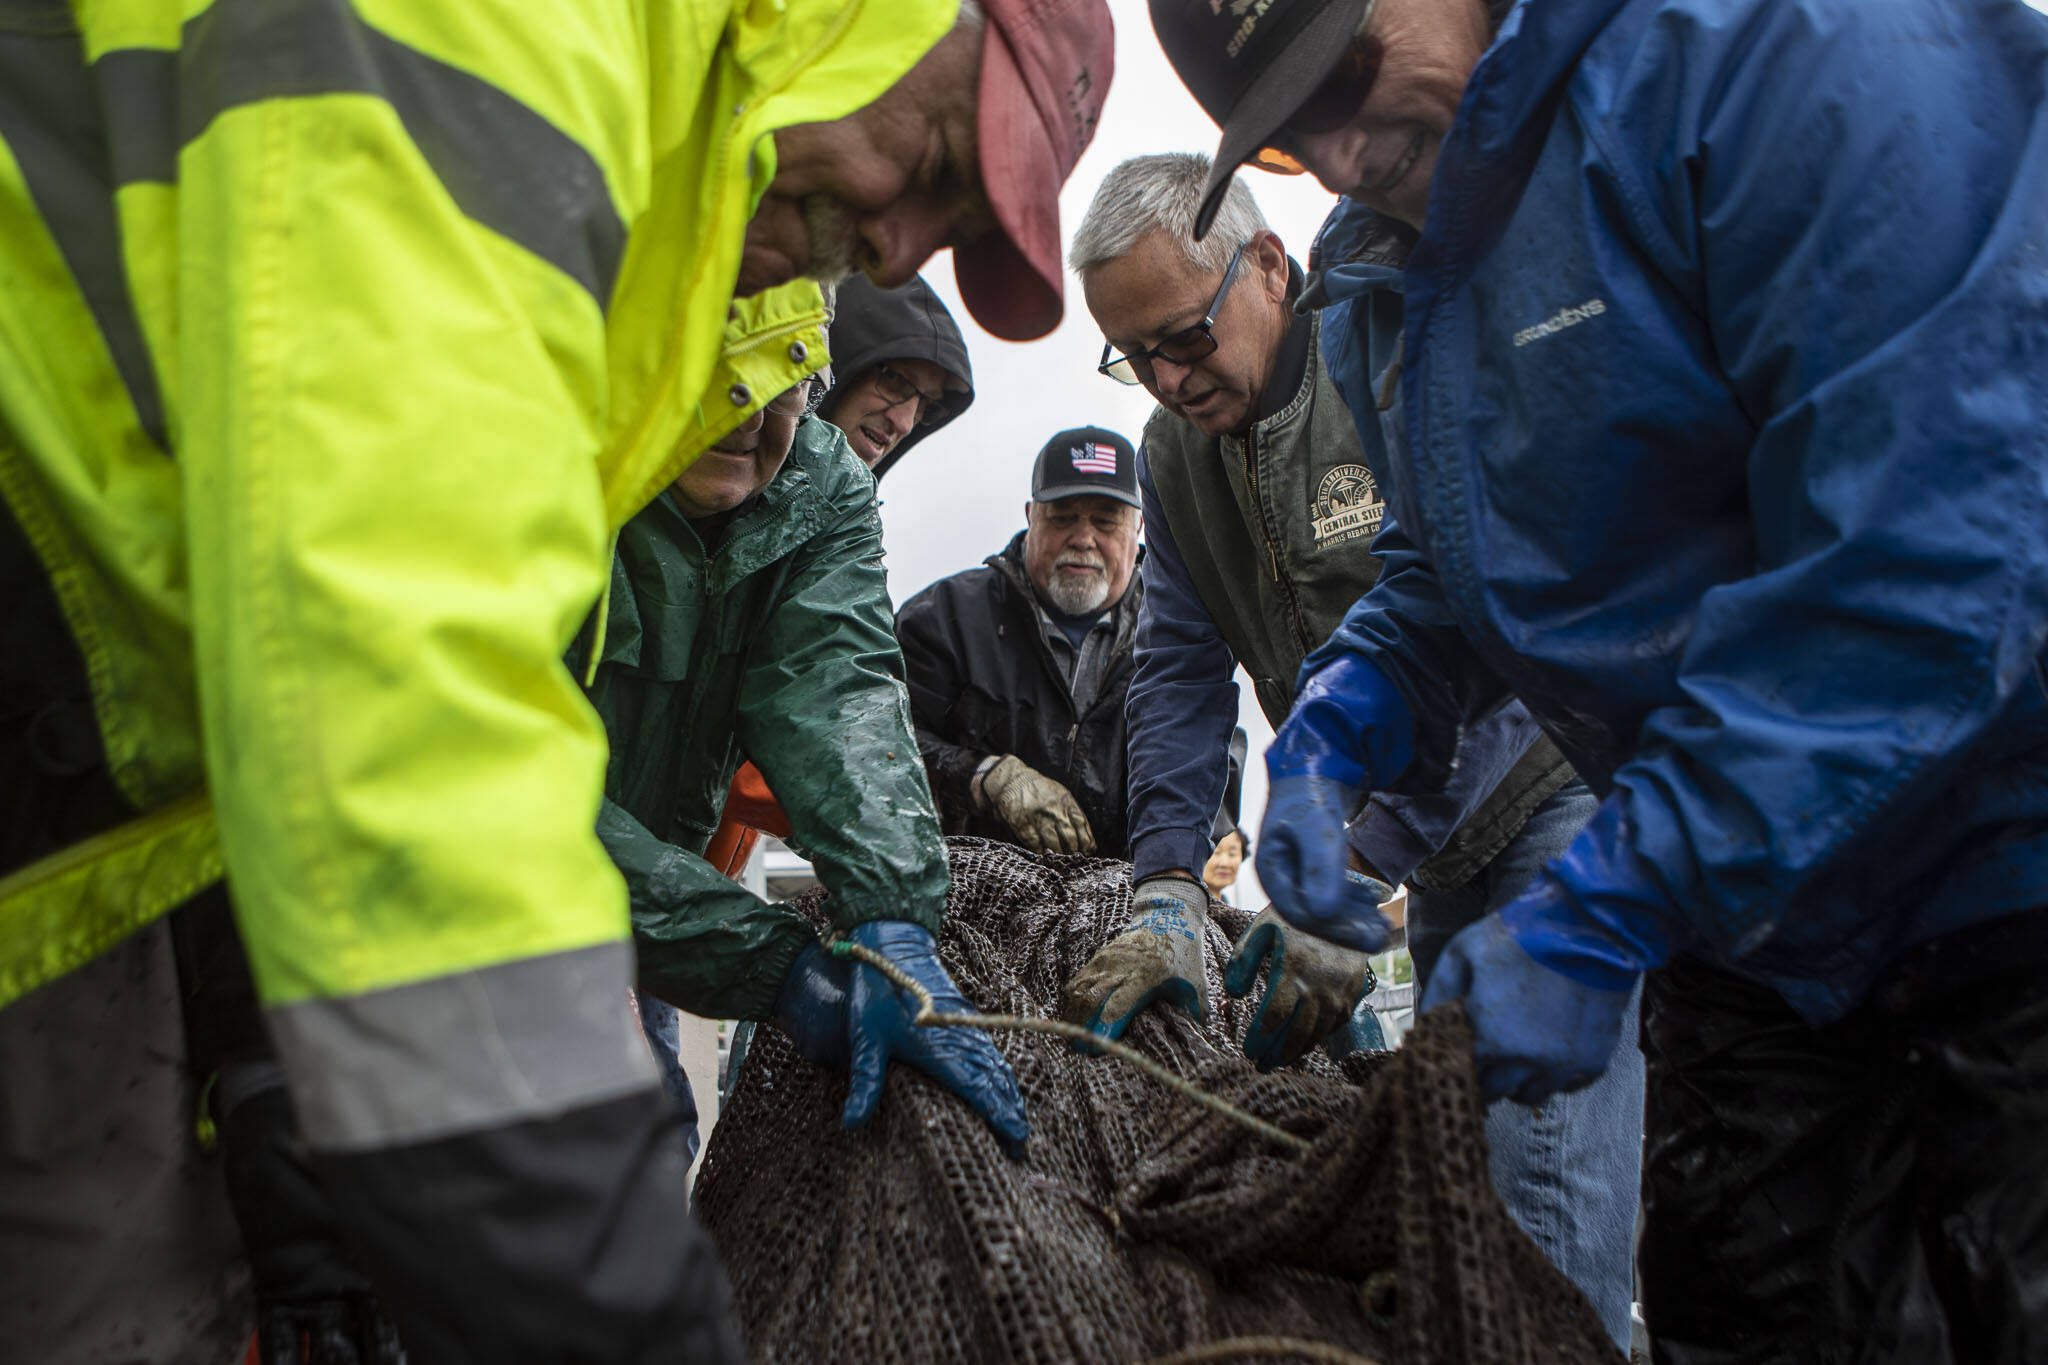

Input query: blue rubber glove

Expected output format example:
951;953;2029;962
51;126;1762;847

777;920;1030;1157
1258;653;1415;953
771;942;854;1067
1421;799;1692;1105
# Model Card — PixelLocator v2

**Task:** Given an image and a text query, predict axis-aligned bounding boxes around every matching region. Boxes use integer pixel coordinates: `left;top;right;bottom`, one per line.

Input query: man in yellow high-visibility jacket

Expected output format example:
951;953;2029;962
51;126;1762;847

0;0;1113;1358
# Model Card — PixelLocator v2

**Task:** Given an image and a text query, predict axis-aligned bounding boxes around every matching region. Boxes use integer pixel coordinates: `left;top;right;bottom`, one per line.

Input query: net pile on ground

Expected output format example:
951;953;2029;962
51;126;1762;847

694;838;1617;1364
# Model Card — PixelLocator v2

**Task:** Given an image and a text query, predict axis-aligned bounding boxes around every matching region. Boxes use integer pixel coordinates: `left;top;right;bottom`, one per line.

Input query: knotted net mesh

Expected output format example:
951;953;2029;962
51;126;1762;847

695;839;1617;1364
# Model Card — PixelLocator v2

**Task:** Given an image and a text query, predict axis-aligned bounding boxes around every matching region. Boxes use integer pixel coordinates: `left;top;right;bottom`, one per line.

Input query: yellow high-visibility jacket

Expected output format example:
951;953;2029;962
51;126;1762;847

0;0;954;1147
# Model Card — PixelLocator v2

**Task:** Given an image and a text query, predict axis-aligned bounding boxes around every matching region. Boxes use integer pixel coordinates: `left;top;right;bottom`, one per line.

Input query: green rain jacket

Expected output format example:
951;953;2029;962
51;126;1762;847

584;416;947;1022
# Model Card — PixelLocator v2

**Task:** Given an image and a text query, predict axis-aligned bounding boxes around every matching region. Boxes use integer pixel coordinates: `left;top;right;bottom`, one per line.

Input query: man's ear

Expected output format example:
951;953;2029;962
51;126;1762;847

1253;230;1290;300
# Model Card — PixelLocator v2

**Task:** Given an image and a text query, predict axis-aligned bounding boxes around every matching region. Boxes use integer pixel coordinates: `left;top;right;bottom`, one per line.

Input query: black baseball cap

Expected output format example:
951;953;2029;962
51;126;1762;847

1031;426;1140;508
1149;0;1371;239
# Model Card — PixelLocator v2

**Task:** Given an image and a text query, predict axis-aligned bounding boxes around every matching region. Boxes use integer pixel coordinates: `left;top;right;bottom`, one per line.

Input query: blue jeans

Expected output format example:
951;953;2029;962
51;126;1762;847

636;992;701;1166
1408;780;1643;1353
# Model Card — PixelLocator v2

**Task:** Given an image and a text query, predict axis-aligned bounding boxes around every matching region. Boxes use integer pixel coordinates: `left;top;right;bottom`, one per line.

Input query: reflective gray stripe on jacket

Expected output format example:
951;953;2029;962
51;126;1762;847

266;940;658;1153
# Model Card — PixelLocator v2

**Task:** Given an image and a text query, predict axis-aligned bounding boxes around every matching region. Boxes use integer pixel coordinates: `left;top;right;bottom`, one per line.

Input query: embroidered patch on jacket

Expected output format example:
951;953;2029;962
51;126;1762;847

1312;464;1385;547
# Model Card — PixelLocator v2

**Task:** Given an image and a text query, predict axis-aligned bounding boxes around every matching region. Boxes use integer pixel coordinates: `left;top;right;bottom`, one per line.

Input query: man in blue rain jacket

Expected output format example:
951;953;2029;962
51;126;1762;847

1149;0;2048;1356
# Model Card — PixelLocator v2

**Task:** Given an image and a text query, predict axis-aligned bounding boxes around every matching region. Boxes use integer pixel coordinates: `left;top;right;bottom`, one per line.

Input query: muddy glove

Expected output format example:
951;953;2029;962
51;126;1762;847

1060;875;1209;1042
1258;654;1414;953
1226;875;1388;1072
773;922;1031;1156
981;754;1097;855
1422;799;1689;1105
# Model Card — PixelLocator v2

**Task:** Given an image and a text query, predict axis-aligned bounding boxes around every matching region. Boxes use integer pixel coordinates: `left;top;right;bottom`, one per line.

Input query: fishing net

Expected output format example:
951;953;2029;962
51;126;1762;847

694;839;1617;1364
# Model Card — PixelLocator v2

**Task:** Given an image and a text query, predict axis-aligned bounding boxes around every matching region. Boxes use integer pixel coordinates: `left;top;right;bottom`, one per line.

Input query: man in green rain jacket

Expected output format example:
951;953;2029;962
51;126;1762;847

583;377;1028;1152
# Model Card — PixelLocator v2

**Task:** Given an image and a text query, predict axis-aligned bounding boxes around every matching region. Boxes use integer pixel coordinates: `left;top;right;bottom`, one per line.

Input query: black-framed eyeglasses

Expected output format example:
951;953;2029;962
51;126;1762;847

872;363;945;427
1096;241;1249;386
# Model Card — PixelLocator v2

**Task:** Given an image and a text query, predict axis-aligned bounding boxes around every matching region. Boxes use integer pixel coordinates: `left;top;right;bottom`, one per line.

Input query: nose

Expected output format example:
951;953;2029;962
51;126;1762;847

730;407;766;436
877;399;916;439
1149;355;1195;399
1289;125;1375;198
859;199;957;290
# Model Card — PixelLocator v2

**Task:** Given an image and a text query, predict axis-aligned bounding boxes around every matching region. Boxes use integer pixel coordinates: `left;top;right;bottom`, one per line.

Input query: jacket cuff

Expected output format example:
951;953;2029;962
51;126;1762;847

829;889;946;939
1346;806;1429;888
1132;828;1212;885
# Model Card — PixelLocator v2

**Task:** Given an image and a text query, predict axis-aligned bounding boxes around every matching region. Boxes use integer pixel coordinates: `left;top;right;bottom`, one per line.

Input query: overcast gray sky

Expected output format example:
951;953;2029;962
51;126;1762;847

879;0;2048;907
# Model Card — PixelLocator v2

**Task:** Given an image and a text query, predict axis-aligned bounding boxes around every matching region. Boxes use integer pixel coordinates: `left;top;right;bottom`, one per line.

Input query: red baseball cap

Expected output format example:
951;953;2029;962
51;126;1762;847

952;0;1115;342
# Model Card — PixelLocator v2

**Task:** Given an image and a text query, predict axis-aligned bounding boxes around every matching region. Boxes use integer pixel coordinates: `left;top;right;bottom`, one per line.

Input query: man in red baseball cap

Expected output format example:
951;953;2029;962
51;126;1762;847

742;0;1114;342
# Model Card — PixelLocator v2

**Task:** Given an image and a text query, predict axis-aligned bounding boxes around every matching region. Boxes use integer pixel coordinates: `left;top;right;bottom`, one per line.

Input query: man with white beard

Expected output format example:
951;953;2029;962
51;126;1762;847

897;427;1145;860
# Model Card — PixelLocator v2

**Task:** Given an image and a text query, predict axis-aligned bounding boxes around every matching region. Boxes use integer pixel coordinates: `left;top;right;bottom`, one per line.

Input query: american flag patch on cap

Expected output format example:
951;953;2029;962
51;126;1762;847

1070;442;1120;474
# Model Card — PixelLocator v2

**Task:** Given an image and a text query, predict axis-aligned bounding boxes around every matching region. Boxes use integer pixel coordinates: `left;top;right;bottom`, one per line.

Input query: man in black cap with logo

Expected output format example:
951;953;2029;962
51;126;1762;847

896;427;1145;860
1149;0;2048;1359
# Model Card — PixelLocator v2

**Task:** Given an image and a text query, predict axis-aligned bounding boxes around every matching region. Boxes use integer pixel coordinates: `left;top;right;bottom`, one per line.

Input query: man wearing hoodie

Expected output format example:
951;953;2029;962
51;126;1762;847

821;275;978;478
1153;0;2048;1356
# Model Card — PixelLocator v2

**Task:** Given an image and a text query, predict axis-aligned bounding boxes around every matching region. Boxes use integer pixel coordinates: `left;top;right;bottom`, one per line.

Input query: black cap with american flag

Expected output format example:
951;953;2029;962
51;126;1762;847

1030;425;1140;508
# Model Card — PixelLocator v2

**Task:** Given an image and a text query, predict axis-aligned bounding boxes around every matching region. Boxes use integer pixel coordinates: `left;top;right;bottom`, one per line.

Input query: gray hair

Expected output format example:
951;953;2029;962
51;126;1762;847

1068;152;1269;277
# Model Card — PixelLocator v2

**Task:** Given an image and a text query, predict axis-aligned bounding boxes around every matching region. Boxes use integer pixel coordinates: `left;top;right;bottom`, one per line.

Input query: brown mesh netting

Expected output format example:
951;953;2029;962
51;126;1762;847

695;839;1618;1364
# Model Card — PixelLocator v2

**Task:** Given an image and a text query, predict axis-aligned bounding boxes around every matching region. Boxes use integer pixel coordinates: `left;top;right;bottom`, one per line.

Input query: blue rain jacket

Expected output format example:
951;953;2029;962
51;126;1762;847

1310;0;2048;1022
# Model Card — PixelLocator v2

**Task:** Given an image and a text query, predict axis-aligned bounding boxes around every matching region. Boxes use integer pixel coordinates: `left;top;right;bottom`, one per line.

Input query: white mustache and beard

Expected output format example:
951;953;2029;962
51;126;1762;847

803;195;862;286
1042;551;1111;615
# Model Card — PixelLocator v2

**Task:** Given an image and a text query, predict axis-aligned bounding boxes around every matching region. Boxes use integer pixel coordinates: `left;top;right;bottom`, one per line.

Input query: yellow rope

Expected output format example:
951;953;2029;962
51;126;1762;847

827;938;1311;1154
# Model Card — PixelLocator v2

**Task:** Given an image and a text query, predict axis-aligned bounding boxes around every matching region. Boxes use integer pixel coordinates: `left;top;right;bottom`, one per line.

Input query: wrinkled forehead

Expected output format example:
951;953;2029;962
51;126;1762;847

1084;231;1226;346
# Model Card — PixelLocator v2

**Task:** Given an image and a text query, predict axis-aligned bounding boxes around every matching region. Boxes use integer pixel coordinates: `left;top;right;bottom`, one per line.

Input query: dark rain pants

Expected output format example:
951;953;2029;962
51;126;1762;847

1638;909;2048;1364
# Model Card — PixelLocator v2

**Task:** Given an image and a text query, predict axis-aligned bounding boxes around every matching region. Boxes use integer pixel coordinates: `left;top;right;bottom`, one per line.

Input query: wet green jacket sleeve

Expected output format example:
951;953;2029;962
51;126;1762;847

738;481;949;935
600;798;814;1021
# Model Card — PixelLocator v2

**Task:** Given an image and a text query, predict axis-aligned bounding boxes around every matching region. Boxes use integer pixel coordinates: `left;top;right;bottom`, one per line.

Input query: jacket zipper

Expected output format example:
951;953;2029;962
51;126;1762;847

1241;426;1316;655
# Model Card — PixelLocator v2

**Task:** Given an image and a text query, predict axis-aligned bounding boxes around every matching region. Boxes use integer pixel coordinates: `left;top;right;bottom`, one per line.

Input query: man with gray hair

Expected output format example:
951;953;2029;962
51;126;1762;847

1059;152;1640;1350
897;427;1146;861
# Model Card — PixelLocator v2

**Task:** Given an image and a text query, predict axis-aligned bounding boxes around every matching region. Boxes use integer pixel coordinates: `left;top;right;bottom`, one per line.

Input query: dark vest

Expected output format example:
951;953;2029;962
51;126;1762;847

1143;309;1388;724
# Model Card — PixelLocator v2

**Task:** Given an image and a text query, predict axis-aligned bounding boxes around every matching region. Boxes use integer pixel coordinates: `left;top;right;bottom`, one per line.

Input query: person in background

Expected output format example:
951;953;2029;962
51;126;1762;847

820;275;977;476
703;275;977;881
897;429;1145;861
1202;828;1248;901
1059;153;1637;1349
580;369;1029;1174
1155;0;2048;1355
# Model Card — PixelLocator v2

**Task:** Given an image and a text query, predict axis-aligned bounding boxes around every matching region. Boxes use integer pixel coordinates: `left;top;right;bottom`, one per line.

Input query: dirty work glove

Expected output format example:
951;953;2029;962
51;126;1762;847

1258;653;1415;952
775;922;1031;1156
982;754;1097;855
1421;799;1691;1105
1226;876;1388;1072
1060;874;1210;1042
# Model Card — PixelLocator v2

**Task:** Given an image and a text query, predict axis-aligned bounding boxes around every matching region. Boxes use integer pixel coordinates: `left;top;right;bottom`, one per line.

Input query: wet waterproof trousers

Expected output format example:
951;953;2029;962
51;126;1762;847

1639;909;2048;1364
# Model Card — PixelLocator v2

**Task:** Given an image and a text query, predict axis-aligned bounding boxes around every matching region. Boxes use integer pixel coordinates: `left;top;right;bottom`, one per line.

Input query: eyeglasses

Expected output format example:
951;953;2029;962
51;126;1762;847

1096;241;1249;386
872;363;945;427
1253;9;1387;175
